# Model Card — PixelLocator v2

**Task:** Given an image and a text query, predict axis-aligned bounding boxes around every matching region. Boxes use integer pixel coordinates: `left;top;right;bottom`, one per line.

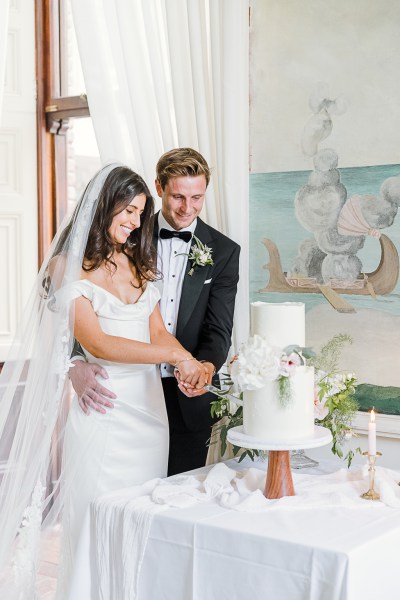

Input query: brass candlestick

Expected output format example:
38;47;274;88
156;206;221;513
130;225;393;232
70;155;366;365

361;451;382;500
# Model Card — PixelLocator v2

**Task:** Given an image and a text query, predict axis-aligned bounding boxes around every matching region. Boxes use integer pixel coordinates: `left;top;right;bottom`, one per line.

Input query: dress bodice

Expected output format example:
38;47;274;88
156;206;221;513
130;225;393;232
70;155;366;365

59;279;161;371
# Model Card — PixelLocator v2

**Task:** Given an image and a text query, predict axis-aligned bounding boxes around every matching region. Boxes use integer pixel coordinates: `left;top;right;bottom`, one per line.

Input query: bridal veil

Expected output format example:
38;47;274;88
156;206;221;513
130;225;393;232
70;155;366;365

0;163;118;597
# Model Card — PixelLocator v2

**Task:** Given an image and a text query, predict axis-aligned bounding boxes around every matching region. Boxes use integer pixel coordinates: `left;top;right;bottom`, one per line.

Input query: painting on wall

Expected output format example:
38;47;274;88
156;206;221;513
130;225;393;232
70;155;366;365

249;0;400;414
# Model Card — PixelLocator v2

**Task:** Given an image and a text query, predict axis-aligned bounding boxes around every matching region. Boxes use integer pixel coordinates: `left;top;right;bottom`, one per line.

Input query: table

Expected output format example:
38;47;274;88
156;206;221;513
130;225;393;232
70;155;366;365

68;458;400;600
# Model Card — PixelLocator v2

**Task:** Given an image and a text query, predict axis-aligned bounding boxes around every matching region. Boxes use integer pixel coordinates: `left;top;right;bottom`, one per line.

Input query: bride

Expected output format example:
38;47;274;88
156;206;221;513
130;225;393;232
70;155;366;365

0;163;208;598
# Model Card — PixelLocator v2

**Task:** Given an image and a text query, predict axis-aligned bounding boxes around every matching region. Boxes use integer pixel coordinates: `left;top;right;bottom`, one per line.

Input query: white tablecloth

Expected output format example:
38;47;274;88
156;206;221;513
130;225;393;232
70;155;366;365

68;458;400;600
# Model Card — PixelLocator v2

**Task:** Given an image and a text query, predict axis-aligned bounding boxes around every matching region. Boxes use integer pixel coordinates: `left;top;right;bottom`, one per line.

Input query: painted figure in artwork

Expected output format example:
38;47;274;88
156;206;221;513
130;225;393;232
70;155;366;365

263;84;400;311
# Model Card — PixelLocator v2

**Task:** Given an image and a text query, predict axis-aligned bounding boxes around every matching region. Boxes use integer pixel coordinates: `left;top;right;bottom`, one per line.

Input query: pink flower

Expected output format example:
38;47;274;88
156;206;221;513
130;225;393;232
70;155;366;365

314;393;329;420
279;352;302;377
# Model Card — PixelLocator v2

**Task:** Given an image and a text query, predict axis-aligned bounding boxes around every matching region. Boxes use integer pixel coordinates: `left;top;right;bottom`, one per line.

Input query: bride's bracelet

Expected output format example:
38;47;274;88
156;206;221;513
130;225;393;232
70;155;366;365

174;357;196;368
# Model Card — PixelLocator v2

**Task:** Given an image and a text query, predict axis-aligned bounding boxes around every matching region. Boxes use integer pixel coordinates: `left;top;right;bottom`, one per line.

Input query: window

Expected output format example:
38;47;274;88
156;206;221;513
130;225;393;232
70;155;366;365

36;0;100;262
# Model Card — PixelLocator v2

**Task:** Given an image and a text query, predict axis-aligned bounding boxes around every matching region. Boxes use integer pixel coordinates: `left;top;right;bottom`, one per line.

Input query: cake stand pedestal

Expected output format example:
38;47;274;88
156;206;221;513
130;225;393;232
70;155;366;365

227;425;332;499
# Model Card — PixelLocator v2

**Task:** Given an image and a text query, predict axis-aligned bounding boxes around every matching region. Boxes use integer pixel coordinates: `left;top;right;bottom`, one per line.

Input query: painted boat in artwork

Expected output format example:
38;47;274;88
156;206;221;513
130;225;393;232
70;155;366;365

260;234;399;297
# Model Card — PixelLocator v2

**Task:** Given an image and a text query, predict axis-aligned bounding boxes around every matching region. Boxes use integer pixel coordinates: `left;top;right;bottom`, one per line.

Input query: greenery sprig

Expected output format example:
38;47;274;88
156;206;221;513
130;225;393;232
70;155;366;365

309;333;352;373
210;391;263;463
314;370;361;467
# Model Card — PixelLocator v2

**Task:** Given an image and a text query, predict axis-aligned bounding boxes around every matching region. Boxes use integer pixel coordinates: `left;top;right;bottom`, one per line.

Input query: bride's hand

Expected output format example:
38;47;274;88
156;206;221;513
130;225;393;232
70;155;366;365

175;358;207;389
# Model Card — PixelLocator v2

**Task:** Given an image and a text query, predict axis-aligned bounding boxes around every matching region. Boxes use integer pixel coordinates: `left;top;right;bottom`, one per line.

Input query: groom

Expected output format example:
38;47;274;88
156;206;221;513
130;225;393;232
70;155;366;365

70;148;240;475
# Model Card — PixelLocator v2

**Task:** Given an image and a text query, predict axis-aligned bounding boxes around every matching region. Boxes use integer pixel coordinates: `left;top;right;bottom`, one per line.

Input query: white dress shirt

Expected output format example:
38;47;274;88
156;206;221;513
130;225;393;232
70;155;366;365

157;212;197;377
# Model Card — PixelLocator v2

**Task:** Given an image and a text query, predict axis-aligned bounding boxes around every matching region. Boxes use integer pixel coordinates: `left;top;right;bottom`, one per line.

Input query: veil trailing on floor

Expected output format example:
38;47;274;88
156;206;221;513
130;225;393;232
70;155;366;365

0;163;118;597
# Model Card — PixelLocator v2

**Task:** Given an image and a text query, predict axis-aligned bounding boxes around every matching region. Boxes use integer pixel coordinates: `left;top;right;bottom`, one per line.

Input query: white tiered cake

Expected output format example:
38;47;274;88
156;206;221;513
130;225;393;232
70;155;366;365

243;302;315;443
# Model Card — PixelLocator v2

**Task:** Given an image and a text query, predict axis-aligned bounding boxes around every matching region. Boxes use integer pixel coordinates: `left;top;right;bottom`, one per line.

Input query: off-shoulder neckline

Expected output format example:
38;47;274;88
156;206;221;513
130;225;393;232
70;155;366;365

78;279;151;306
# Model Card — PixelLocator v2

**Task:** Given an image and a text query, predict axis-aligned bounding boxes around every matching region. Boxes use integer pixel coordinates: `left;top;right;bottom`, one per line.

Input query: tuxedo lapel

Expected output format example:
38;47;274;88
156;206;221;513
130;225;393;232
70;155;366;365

176;219;213;337
154;214;214;337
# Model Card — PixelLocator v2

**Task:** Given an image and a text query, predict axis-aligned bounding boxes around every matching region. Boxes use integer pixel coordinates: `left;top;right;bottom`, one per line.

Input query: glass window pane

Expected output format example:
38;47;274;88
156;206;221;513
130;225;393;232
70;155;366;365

67;118;101;211
60;0;86;97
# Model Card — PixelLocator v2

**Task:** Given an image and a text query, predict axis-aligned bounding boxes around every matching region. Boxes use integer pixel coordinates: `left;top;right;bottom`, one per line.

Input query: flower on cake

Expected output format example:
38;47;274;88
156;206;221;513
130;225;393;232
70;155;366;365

230;334;281;390
229;335;314;408
278;349;303;377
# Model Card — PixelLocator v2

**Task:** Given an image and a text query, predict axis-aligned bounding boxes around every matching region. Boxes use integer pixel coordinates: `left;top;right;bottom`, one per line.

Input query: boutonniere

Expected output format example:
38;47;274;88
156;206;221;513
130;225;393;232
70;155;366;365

187;235;214;276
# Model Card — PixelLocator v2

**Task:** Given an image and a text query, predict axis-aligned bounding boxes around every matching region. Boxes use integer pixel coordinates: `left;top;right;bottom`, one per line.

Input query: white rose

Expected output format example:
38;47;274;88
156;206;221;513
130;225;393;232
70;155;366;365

230;335;281;391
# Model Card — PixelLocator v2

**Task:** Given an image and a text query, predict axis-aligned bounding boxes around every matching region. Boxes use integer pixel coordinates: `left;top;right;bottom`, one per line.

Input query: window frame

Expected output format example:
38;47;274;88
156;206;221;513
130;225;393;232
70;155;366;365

35;0;90;263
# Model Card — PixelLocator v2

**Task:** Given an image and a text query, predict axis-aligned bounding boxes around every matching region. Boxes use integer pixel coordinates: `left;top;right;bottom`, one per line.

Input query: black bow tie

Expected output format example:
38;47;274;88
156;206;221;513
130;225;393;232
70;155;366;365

159;228;192;243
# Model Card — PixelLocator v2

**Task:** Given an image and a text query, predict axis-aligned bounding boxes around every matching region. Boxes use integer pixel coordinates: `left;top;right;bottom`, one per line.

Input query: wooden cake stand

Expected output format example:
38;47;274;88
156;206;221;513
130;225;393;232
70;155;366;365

227;426;332;499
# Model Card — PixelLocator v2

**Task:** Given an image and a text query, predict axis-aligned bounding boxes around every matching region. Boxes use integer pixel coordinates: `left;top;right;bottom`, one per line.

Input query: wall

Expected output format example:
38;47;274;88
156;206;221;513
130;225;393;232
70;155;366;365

0;0;38;361
250;0;400;173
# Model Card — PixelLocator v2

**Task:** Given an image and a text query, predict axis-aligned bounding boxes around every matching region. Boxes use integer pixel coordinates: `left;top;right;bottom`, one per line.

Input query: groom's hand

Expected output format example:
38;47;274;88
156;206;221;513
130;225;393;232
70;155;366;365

69;360;116;415
176;361;215;397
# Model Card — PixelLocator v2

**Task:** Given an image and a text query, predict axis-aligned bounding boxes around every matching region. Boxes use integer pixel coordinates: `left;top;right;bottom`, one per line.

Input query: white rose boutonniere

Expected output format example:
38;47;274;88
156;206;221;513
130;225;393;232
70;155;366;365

187;235;214;276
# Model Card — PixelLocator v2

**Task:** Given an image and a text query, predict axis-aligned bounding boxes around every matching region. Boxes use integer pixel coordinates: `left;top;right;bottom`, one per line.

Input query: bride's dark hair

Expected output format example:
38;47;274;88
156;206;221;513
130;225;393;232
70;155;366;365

83;166;159;286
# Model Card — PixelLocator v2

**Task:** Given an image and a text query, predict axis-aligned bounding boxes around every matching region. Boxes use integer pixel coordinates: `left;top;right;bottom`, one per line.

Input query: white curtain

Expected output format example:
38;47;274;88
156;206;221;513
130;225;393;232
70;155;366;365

71;0;249;348
0;0;10;124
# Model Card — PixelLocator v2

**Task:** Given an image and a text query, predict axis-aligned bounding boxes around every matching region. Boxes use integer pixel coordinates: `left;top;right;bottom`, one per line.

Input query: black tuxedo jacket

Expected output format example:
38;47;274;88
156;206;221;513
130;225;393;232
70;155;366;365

154;215;240;432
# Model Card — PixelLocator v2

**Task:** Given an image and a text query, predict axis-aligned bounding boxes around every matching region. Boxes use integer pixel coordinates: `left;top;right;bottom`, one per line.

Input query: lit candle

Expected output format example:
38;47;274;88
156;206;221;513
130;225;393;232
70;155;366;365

368;409;376;456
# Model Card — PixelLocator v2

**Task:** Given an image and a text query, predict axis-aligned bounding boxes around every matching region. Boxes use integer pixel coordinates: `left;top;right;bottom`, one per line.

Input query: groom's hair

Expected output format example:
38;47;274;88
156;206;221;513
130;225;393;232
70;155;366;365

156;147;211;189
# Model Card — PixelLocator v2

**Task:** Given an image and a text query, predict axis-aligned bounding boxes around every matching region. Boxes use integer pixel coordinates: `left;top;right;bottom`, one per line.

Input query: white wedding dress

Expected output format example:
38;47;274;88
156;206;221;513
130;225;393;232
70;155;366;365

57;280;169;593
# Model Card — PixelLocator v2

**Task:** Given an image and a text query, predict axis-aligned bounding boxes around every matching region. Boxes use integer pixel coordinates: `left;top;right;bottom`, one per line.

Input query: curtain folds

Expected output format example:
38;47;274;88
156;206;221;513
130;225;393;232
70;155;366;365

71;0;249;348
0;0;10;124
